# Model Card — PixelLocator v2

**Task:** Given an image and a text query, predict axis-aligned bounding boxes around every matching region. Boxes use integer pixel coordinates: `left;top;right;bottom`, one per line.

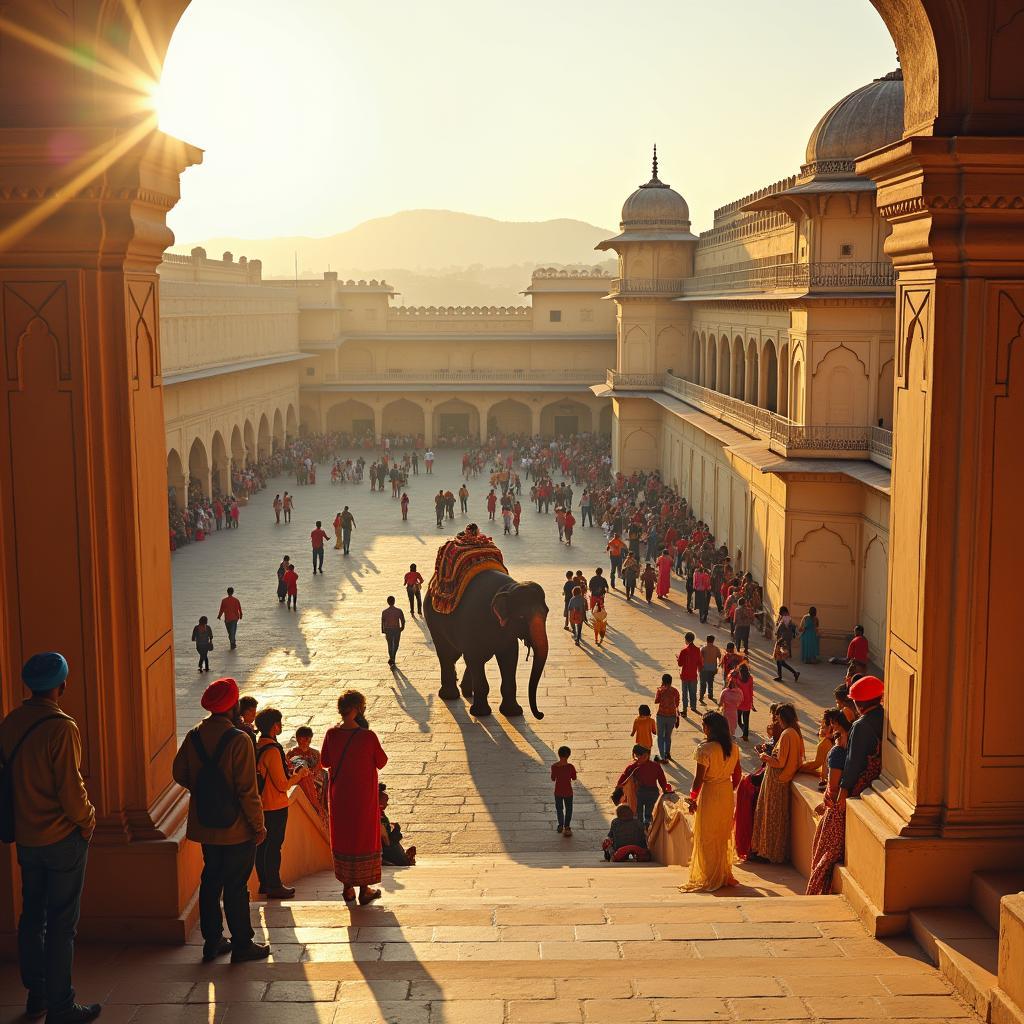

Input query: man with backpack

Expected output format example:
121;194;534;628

0;652;99;1023
171;677;268;964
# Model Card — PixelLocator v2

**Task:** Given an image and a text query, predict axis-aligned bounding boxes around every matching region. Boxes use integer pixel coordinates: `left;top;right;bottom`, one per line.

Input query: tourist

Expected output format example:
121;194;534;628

425;449;434;474
229;500;240;528
721;641;741;688
699;634;721;706
775;606;798;649
214;496;224;531
837;675;885;801
732;598;754;655
217;587;242;650
284;563;299;610
799;607;820;663
512;499;522;535
567;586;587;646
830;625;870;675
254;707;308;899
282;491;293;523
621;553;639;601
286;726;328;818
321;690;389;904
588;567;608;611
459;483;469;514
592;603;608;646
640;561;656;603
655;547;673;600
772;632;800;683
191;615;214;673
748;703;804;864
339;506;356;555
237;695;258;746
732;662;755;742
800;712;833;786
676;632;701;719
400;491;409;521
615;745;669;828
172;676;269;964
555;505;566;541
380;789;416;866
631;704;657;753
693;563;712;623
404;564;423;615
834;683;857;724
683;710;741;892
551;745;577;837
718;674;742;738
561;571;575;631
486;489;497;521
310;520;329;575
602;805;650;862
563;508;576;546
806;710;851;895
435;491;445;528
502;500;512;535
654;673;680;762
276;555;291;604
273;493;283;524
381;595;406;666
1;653;100;1022
333;510;343;549
606;533;625;588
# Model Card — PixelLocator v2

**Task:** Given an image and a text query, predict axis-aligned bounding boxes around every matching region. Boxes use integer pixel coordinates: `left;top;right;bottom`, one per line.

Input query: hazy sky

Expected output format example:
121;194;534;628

158;0;896;244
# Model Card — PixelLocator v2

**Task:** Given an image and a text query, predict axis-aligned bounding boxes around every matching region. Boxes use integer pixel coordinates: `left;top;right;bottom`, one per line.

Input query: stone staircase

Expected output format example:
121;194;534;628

37;853;983;1024
910;869;1024;1024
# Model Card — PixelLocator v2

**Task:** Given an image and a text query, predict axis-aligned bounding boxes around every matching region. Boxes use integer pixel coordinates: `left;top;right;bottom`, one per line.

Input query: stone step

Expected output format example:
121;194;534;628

971;869;1024;932
910;906;999;1021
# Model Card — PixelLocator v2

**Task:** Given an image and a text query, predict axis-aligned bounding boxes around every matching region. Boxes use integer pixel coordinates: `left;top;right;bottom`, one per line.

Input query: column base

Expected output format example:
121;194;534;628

837;791;1024;937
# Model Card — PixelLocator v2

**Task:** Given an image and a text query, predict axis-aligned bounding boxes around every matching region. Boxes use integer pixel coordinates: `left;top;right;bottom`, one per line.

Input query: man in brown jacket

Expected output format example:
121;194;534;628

172;676;268;963
0;652;99;1023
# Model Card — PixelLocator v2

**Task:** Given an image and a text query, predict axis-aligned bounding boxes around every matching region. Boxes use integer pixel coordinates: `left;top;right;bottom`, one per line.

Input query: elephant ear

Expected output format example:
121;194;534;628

491;589;511;628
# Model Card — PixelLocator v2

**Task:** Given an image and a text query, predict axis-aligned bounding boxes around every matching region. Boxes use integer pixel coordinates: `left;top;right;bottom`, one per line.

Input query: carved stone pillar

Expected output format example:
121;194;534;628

0;128;204;940
843;137;1024;930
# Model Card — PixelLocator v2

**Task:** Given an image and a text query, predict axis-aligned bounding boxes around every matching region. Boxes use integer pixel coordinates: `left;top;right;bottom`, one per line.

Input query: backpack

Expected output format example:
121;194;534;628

189;727;244;829
255;742;289;795
0;714;67;844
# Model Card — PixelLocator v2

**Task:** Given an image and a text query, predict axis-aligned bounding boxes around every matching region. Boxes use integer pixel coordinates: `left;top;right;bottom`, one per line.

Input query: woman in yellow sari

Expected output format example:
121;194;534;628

683;711;742;892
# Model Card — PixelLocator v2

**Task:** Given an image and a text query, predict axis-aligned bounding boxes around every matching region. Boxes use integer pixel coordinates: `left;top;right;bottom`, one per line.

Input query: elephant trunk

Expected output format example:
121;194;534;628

527;613;548;720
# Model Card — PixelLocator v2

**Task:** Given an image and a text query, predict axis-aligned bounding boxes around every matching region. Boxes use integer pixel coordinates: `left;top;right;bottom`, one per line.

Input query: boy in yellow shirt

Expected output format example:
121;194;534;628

592;604;609;646
631;704;656;750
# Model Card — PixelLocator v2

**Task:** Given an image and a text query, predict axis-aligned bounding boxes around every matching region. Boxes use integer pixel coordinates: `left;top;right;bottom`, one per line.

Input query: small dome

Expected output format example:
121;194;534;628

804;69;904;174
621;180;691;230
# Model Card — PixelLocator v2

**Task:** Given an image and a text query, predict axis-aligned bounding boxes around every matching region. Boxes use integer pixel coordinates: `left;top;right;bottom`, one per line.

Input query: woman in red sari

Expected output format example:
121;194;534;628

656;548;673;599
321;690;388;904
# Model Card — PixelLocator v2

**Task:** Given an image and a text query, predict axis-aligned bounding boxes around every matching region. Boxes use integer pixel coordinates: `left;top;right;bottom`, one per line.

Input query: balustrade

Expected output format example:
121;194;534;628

323;367;599;385
682;260;894;296
608;277;689;296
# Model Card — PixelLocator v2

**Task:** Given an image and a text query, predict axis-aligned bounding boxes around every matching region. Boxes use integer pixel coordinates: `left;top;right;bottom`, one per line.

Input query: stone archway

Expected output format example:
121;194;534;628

598;403;613;437
718;335;731;396
286;403;298;441
327;398;375;435
272;408;284;450
746;339;759;404
230;424;244;470
487;398;531;436
540;398;593;437
691;332;702;383
257;412;271;458
210;430;229;495
187;436;210;500
166;448;185;510
763;341;779;413
1;0;1021;945
434;398;479;442
732;335;745;399
243;419;256;465
381;398;425;439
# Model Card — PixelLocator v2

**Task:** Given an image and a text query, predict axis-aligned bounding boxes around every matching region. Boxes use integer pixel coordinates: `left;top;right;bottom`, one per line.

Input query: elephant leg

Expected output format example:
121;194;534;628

496;643;523;717
434;632;461;701
466;657;492;717
459;667;473;703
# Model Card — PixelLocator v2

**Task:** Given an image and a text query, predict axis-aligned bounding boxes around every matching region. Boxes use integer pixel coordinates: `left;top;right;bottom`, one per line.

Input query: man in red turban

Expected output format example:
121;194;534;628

838;675;884;804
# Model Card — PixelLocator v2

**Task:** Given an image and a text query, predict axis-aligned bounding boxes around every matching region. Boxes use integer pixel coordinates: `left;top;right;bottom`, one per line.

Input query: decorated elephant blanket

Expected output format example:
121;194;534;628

427;530;507;614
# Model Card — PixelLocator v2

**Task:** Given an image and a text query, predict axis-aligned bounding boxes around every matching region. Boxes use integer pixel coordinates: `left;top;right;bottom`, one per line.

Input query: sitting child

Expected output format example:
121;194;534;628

286;726;328;819
602;805;651;862
380;786;416;866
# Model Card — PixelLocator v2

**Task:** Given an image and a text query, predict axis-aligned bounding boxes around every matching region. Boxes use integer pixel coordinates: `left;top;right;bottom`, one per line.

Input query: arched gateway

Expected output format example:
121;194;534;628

0;2;1021;968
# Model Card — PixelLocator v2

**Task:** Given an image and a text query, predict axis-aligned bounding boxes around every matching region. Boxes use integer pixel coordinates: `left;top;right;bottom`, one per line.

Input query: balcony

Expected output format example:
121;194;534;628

319;368;602;387
681;261;895;297
607;370;893;466
607;278;689;297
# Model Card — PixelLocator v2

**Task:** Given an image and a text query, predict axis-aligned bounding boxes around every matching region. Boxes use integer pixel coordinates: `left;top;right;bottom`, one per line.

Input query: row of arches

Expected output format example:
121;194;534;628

166;402;298;508
311;395;614;442
690;331;791;418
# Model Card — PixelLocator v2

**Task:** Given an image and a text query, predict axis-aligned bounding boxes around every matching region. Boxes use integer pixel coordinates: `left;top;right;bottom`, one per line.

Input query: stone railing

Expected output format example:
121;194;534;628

322;368;600;385
682;261;894;296
610;370;894;466
608;278;688;296
390;305;530;318
533;267;613;280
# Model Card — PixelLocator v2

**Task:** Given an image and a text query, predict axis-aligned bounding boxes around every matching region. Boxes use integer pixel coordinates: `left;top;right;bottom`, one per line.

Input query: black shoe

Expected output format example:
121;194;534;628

26;993;46;1020
46;1004;101;1023
231;941;271;964
202;937;232;962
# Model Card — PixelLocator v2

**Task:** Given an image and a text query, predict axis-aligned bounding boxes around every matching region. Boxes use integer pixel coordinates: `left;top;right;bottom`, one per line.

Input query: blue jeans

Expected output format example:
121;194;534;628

17;831;89;1015
313;547;324;572
342;527;352;554
682;680;698;713
636;785;659;826
225;619;238;647
656;714;675;760
609;555;622;585
386;630;401;662
581;508;593;526
555;795;573;829
699;669;716;702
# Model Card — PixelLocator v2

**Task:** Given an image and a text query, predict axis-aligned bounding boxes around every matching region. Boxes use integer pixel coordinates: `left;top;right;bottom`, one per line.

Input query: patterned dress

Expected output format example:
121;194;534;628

749;728;805;864
321;726;388;886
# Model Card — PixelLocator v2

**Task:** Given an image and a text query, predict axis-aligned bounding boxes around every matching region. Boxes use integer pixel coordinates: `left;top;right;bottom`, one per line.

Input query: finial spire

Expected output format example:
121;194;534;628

652;143;659;182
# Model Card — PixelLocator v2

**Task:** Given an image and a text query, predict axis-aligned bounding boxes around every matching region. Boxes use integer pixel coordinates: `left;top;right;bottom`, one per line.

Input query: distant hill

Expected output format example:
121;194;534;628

173;209;616;305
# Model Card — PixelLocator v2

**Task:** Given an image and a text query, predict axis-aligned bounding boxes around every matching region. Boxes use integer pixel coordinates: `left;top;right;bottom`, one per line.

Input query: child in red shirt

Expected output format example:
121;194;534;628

283;566;299;610
550;745;577;837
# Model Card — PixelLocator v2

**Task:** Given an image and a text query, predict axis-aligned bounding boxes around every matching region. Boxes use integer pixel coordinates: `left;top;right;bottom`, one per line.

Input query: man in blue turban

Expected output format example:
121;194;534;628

0;653;100;1023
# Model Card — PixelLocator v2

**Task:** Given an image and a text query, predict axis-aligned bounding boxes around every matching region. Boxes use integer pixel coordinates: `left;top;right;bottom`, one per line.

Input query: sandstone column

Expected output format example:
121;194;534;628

845;137;1024;929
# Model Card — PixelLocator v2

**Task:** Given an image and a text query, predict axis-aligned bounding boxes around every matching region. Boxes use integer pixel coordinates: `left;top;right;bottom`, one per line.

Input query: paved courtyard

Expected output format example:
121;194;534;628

171;449;854;857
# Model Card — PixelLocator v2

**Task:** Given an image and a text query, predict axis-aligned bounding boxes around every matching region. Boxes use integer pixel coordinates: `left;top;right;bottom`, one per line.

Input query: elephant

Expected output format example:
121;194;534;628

424;570;548;719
